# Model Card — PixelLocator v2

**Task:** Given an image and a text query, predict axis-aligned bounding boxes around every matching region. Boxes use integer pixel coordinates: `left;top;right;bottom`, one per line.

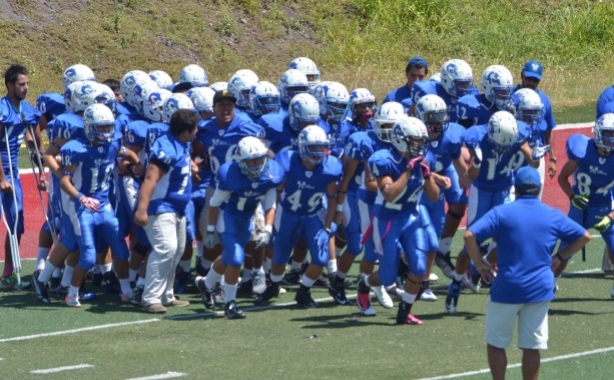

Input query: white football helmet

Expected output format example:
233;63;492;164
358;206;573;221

594;113;614;153
83;103;115;144
440;59;473;98
289;57;321;91
249;81;281;116
373;101;405;142
209;81;228;92
162;93;194;123
187;87;216;114
278;69;310;104
289;93;320;132
481;65;514;110
415;94;450;134
148;70;173;89
133;80;160;117
391;115;428;157
313;81;349;123
62;64;96;91
120;70;152;107
514;88;543;124
65;82;113;114
142;89;172;122
178;64;208;87
347;88;376;121
237;136;268;180
298;125;330;165
487;111;518;151
228;69;260;108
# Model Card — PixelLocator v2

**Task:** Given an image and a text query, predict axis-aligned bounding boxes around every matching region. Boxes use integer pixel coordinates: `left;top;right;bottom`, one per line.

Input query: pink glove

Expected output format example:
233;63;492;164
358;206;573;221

419;161;431;179
79;196;100;212
407;156;424;171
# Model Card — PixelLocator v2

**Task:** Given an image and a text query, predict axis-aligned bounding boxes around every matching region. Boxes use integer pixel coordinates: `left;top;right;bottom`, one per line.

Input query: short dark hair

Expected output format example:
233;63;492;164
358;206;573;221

515;186;541;197
102;78;120;93
169;109;199;136
4;64;28;87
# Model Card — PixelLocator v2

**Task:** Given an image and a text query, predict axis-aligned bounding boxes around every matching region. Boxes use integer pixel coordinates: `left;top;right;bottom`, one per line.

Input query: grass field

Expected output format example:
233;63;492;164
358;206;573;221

1;231;612;380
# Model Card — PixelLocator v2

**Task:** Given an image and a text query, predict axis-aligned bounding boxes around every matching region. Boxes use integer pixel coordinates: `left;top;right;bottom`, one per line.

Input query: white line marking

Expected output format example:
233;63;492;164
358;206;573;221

31;364;94;374
125;371;187;380
415;345;614;380
0;319;160;343
555;122;593;130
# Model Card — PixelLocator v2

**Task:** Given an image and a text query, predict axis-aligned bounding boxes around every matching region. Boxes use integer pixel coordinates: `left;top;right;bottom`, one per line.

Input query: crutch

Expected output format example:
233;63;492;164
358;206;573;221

25;123;59;245
1;124;22;290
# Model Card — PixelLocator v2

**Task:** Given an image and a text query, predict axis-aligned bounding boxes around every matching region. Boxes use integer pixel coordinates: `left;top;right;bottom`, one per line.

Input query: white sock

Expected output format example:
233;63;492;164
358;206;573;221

402;292;417;304
270;273;284;283
438;237;453;255
179;260;191;272
119;278;132;295
136;277;145;287
336;271;347;279
201;259;213;270
53;267;62;278
100;263;112;274
68;285;80;298
263;257;272;273
39;261;57;283
300;275;316;288
61;265;75;288
242;270;253;282
36;248;50;271
224;283;238;304
327;259;337;275
129;269;139;283
253;266;264;275
196;241;204;258
204;268;223;291
291;260;303;270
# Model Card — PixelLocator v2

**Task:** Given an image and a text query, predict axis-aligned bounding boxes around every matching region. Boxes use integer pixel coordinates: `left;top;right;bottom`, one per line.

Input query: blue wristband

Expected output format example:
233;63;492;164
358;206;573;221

73;192;84;201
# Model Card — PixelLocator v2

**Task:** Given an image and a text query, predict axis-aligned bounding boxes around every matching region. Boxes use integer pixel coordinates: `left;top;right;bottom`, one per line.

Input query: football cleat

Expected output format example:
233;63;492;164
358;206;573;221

64;294;81;308
173;268;191;294
396;300;423;325
119;292;134;304
194;276;215;309
101;271;121;294
194;257;209;277
32;270;50;304
371;285;394;308
295;285;318;308
328;276;352;305
283;268;302;285
254;282;281;305
252;271;267;295
420;288;438;302
445;279;462;314
224;300;246;319
49;277;62;292
313;273;330;288
434;251;456;279
238;279;253;296
357;279;377;316
131;285;144;306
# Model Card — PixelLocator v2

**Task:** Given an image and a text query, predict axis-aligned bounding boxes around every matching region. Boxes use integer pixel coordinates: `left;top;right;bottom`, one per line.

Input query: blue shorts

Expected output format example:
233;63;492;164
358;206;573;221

340;190;363;256
467;184;511;226
273;205;329;267
568;203;614;257
217;209;253;267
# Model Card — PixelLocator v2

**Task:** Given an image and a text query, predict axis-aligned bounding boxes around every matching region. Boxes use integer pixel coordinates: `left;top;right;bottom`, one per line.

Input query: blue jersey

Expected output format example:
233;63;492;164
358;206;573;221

339;118;374;140
52;113;86;141
36;92;65;121
125;119;150;166
216;160;284;217
382;84;412;106
199;116;265;176
411;80;479;110
61;138;120;206
428;122;464;173
451;94;501;128
369;149;434;220
566;134;614;206
0;97;41;169
234;107;258;123
596;86;614;118
513;85;556;141
275;151;342;215
258;110;290;154
147;132;192;215
346;130;392;203
462;123;531;191
470;196;586;304
144;122;169;157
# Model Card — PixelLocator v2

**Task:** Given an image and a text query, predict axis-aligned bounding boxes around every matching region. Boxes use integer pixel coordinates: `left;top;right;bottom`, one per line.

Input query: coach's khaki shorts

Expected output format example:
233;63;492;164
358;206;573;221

484;298;549;350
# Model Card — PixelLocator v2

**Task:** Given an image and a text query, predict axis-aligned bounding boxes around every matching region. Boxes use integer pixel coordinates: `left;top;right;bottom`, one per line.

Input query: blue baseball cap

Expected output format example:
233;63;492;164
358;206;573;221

515;166;542;191
522;60;543;80
406;56;428;70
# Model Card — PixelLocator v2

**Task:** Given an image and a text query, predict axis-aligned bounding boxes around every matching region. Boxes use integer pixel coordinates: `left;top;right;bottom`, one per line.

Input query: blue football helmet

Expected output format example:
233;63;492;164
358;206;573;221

415;94;450;134
481;65;514;110
249;81;281;116
373;101;405;143
83;104;115;144
279;69;310;104
440;59;473;98
237;136;269;180
594;113;614;153
289;93;320;133
298;125;330;165
228;69;260;108
391;115;428;157
487;111;518;151
162;93;194;123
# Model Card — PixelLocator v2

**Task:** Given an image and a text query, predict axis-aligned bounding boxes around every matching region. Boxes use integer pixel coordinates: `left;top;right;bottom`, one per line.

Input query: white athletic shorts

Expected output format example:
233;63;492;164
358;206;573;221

484;298;550;350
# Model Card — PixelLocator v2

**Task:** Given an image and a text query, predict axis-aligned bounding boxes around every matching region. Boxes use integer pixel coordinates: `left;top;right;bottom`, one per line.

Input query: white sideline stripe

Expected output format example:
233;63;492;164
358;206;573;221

30;364;94;374
555;122;593;130
0;319;160;343
125;371;187;380
415;345;614;380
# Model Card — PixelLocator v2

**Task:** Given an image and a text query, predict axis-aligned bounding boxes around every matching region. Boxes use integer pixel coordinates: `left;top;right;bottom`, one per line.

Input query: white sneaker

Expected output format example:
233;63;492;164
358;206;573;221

371;285;393;308
420;288;438;302
65;294;81;308
252;271;266;295
463;273;480;293
428;272;439;282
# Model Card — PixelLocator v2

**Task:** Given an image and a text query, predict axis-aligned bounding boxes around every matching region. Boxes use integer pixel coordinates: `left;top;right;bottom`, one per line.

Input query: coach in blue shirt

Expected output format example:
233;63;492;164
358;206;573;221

382;56;428;106
464;166;590;380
